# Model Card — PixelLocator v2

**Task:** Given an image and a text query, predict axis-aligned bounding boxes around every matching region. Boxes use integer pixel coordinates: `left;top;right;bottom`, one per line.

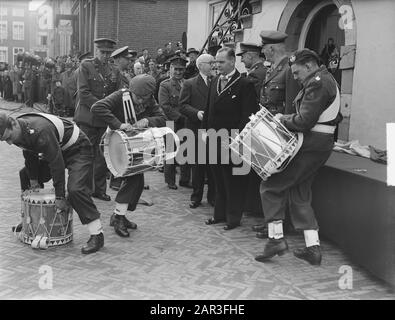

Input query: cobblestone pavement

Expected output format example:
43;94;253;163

0;99;394;300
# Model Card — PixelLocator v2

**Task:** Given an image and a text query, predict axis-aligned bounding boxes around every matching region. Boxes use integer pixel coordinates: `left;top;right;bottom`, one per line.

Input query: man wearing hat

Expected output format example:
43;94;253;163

74;38;117;202
111;46;134;90
255;48;342;265
159;56;191;189
184;48;200;80
252;30;301;238
91;74;167;237
0;112;105;254
236;42;267;98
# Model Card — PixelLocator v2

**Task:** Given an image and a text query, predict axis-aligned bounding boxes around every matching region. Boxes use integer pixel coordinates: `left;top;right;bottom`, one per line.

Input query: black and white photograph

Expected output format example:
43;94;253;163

0;0;394;305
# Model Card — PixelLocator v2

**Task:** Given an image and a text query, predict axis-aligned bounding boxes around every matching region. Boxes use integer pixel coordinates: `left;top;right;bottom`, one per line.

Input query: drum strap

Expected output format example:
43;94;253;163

317;86;340;124
122;90;137;124
18;113;79;151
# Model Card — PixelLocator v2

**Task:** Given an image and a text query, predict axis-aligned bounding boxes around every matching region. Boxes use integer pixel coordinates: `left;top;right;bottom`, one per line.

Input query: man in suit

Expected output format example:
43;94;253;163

202;47;259;230
179;54;216;209
159;56;191;189
74;38;117;201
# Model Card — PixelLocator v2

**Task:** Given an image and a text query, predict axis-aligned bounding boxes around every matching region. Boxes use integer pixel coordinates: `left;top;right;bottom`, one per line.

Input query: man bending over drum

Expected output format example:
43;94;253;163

0;112;105;254
91;74;167;238
255;49;342;265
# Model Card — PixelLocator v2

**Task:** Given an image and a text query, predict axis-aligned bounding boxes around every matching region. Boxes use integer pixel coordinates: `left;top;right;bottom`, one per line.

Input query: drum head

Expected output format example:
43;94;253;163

24;189;55;203
108;131;129;176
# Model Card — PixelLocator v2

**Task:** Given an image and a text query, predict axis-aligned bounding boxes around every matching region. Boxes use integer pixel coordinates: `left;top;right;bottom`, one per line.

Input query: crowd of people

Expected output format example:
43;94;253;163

0;32;342;266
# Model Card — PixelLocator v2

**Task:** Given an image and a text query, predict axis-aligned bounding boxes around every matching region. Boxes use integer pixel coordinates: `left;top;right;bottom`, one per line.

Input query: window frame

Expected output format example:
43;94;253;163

12;21;24;40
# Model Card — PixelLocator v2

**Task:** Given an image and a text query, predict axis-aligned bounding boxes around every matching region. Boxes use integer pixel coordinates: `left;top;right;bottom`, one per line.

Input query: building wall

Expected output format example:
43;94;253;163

94;0;188;55
187;0;395;148
348;0;395;149
0;1;31;65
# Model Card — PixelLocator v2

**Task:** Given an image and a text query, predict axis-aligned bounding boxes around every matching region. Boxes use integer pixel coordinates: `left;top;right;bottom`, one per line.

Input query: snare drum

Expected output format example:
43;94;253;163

102;127;179;178
20;189;73;249
230;108;303;180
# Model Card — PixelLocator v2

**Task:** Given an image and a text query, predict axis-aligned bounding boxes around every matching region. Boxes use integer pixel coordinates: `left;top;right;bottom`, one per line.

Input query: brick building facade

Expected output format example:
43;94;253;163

72;0;188;56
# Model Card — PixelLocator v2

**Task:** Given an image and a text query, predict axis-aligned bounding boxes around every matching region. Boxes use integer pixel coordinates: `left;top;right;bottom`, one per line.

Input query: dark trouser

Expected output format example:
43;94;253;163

115;174;145;212
191;163;215;203
211;164;248;226
164;162;191;186
24;87;33;107
260;133;334;230
78;124;108;195
244;171;264;215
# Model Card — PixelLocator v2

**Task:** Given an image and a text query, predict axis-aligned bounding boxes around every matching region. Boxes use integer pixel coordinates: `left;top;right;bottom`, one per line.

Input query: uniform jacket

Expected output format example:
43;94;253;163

158;77;184;123
260;56;300;114
179;74;209;132
202;69;258;132
74;58;117;127
281;65;342;151
15;114;90;198
90;88;167;130
246;60;266;99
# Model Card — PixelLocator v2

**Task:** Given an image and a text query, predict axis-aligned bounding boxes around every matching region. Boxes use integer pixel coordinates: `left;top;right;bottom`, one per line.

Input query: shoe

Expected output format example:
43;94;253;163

189;201;201;209
179;181;193;188
110;213;137;229
223;224;239;231
293;245;322;265
255;238;289;262
158;167;164;173
12;223;22;233
256;228;268;239
81;233;104;254
113;215;130;237
205;218;224;225
168;184;178;190
144;185;150;190
92;193;111;201
252;224;266;232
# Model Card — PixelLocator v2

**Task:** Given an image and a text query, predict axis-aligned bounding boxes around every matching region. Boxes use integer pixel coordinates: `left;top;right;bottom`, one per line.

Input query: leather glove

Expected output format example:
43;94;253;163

55;198;69;212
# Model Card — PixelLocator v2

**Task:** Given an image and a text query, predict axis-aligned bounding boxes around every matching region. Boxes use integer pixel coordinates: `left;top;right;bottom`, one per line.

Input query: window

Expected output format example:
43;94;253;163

12;8;24;17
40;35;48;46
0;21;7;40
12;21;24;40
0;7;7;16
0;47;8;63
13;47;24;65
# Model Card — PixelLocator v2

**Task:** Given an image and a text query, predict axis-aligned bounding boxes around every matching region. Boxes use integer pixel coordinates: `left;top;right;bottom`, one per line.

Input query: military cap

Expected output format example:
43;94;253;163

0;113;10;139
168;55;187;67
130;74;156;96
128;49;138;57
259;30;288;44
236;42;262;56
94;38;117;52
186;48;199;56
111;46;133;59
288;48;320;66
78;51;91;61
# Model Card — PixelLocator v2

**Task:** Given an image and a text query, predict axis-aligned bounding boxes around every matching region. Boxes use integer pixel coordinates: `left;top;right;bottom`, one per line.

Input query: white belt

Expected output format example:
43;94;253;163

61;125;80;151
311;124;335;134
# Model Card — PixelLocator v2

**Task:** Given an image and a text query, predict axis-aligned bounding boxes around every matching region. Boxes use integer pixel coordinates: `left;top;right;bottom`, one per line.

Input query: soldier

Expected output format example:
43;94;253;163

91;75;167;237
236;42;267;220
0;112;105;254
159;56;191;190
74;38;117;201
252;30;301;238
111;46;134;90
255;49;342;265
184;48;200;80
236;42;267;98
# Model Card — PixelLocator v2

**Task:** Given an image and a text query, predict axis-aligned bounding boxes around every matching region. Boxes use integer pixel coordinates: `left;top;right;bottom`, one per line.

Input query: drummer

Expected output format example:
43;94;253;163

91;74;167;238
0;112;105;254
255;49;342;265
